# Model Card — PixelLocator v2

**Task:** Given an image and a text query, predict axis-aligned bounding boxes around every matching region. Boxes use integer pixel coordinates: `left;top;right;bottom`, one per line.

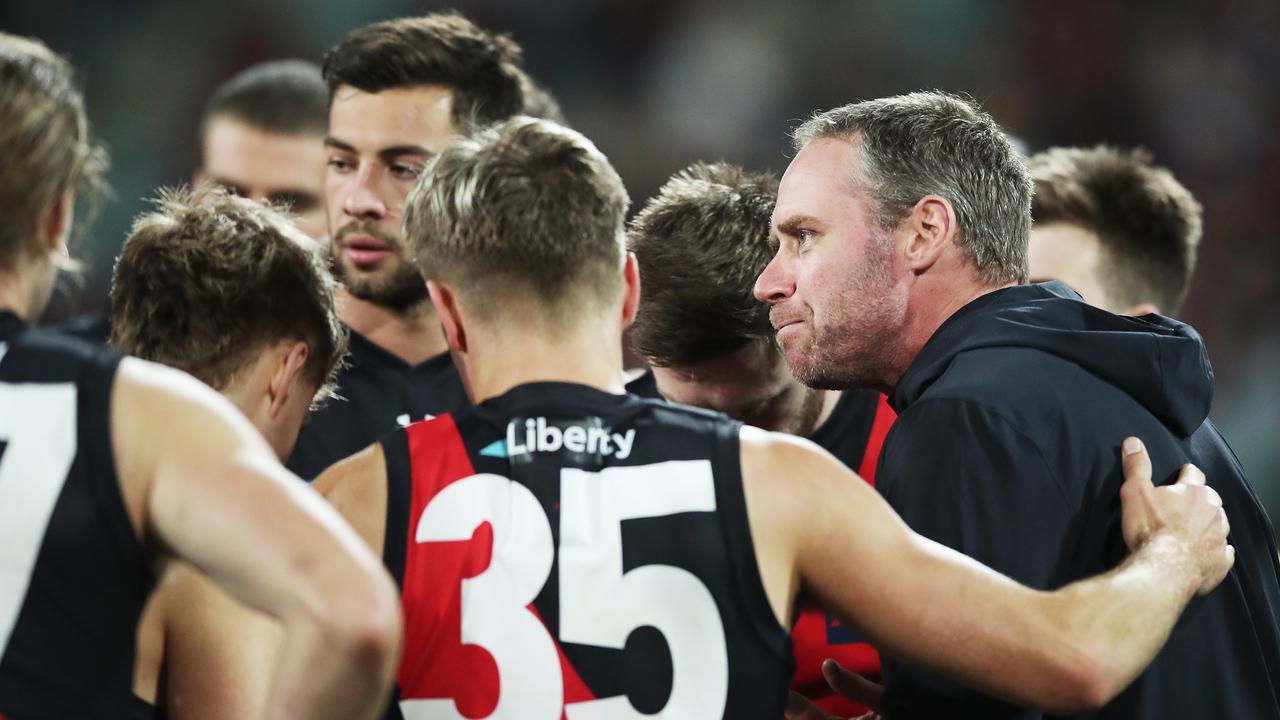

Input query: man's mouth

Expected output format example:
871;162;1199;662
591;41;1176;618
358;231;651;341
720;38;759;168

342;233;394;266
771;312;803;332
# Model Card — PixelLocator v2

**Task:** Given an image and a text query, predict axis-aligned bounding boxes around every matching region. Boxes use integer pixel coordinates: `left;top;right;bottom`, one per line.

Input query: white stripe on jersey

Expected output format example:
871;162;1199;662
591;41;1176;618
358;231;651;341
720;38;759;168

0;382;78;655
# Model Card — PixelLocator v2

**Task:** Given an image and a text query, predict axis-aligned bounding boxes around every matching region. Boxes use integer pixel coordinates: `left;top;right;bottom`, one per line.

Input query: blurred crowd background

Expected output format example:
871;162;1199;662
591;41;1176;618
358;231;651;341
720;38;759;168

3;0;1277;520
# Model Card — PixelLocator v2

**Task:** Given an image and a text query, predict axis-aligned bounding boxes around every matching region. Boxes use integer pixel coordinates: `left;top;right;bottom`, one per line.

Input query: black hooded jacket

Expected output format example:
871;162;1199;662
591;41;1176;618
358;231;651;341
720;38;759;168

877;282;1280;719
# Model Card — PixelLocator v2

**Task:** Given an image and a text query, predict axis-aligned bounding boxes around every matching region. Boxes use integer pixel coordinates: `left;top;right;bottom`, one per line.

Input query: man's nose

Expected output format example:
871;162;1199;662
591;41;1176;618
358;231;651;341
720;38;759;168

754;251;795;305
342;164;388;221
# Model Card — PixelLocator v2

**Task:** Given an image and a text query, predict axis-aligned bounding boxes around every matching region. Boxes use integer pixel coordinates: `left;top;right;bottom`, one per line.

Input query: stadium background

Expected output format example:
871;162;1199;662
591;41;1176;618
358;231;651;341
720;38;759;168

2;0;1277;521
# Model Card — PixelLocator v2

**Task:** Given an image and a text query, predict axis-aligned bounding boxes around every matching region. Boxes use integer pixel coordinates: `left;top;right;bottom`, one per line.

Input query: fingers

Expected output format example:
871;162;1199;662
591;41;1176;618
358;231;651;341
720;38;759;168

822;660;884;711
1175;462;1206;487
1120;437;1154;495
785;690;833;720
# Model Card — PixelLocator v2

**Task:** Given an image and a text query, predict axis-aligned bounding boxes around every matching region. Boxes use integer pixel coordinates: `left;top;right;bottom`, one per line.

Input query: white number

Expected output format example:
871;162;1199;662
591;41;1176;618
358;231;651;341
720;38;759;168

0;381;78;655
402;473;560;719
560;460;728;719
403;461;729;718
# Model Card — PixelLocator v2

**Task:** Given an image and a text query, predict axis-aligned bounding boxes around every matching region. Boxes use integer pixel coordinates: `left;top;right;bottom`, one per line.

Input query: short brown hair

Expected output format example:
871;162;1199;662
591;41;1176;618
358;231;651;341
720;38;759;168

794;91;1031;286
322;12;524;131
629;162;779;367
110;186;346;402
0;32;108;265
1029;145;1203;315
403;116;628;325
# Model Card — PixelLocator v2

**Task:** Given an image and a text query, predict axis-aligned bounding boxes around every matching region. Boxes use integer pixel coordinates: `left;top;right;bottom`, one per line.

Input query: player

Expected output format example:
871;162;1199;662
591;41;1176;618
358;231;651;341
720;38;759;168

196;59;330;240
756;91;1279;718
0;32;399;719
315;116;1232;719
110;186;347;717
1027;144;1202;316
287;12;530;478
626;161;893;715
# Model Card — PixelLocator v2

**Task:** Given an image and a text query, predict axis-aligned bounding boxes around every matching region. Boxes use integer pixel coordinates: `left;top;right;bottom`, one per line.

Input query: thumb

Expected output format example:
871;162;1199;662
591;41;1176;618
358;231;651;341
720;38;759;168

1121;437;1154;495
822;659;884;710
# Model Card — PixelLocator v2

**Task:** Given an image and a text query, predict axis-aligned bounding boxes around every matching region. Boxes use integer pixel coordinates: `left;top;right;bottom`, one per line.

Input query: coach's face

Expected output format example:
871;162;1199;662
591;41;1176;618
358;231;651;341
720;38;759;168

755;137;908;391
325;84;456;311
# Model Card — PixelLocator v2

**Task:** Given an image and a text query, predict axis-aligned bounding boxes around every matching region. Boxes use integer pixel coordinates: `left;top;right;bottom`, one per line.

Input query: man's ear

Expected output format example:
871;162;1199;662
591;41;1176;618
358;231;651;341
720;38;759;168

428;280;467;354
902;195;956;274
267;341;310;418
41;190;74;255
620;251;641;330
1126;302;1162;317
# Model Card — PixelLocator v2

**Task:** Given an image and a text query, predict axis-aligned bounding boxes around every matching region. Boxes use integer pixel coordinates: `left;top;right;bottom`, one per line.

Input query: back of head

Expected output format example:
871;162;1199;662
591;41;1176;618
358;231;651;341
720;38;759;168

0;32;107;266
110;186;346;400
201;59;328;138
1029;145;1202;315
516;70;568;126
793;91;1031;286
403;116;629;328
322;12;524;131
629;162;779;367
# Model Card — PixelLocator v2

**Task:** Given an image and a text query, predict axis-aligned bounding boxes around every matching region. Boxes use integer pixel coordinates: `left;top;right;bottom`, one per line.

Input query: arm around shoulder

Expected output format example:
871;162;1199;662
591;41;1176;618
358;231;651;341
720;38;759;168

111;358;402;720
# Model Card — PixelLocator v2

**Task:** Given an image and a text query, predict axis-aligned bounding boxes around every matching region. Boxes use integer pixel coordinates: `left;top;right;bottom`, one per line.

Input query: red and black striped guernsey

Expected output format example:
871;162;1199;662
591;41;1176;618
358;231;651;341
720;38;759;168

379;381;792;719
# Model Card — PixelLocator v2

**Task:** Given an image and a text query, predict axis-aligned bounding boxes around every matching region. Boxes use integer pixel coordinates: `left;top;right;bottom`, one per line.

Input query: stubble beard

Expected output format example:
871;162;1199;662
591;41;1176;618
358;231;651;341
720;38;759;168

331;223;429;314
787;236;902;392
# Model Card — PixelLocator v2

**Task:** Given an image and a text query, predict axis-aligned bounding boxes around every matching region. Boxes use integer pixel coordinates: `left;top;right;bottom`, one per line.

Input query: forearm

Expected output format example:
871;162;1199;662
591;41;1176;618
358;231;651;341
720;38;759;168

1044;531;1199;705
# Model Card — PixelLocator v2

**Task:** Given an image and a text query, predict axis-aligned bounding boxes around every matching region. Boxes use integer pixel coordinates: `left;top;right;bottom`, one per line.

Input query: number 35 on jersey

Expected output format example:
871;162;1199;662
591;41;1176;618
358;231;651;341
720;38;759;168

398;460;730;719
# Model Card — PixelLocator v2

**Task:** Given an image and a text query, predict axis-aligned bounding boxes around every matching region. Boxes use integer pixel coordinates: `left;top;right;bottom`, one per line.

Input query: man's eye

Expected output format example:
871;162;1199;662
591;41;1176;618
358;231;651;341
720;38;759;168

797;230;815;245
327;157;354;172
390;164;423;180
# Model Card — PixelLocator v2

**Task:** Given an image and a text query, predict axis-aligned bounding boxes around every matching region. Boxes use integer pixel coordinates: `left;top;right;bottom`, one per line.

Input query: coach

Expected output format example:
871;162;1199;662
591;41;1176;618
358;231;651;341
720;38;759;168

755;91;1280;719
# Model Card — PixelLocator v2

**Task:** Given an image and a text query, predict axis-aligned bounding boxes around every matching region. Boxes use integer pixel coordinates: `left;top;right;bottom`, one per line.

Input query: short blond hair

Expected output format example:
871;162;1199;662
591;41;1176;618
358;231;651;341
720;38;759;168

403;116;629;325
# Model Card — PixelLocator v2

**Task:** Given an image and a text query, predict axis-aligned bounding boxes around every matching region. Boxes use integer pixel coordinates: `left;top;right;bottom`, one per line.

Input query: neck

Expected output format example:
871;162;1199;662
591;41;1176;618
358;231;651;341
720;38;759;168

810;389;842;434
463;321;626;405
337;286;448;365
0;266;38;320
890;274;1014;389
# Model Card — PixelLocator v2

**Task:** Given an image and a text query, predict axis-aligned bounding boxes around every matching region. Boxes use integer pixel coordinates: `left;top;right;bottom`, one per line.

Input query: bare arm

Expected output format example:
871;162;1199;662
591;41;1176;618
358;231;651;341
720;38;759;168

742;427;1231;714
112;358;401;720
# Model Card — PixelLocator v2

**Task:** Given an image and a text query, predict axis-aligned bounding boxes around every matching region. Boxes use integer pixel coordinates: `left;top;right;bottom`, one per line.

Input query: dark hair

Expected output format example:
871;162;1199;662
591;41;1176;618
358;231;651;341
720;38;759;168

322;12;524;130
517;70;567;126
795;91;1031;286
403;117;628;324
628;162;779;367
0;32;108;265
201;59;328;139
111;186;346;402
1029;145;1202;314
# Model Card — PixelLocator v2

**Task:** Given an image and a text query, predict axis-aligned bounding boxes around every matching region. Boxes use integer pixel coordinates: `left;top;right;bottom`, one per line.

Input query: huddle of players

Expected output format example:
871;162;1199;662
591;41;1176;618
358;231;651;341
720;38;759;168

0;9;1276;720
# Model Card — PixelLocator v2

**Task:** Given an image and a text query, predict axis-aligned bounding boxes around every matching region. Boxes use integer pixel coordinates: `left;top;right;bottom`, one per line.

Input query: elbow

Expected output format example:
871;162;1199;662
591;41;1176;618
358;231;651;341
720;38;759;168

319;571;403;674
1047;643;1122;714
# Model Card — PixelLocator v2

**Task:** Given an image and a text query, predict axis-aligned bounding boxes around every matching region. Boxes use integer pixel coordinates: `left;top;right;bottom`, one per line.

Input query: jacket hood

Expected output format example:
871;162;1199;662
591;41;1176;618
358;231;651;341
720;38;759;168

890;282;1214;437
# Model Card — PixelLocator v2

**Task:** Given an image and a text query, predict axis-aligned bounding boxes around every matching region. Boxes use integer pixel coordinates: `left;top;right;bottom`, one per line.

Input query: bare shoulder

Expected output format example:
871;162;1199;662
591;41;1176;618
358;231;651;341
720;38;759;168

111;357;272;540
738;423;886;552
313;443;389;555
112;356;270;457
738;424;856;499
